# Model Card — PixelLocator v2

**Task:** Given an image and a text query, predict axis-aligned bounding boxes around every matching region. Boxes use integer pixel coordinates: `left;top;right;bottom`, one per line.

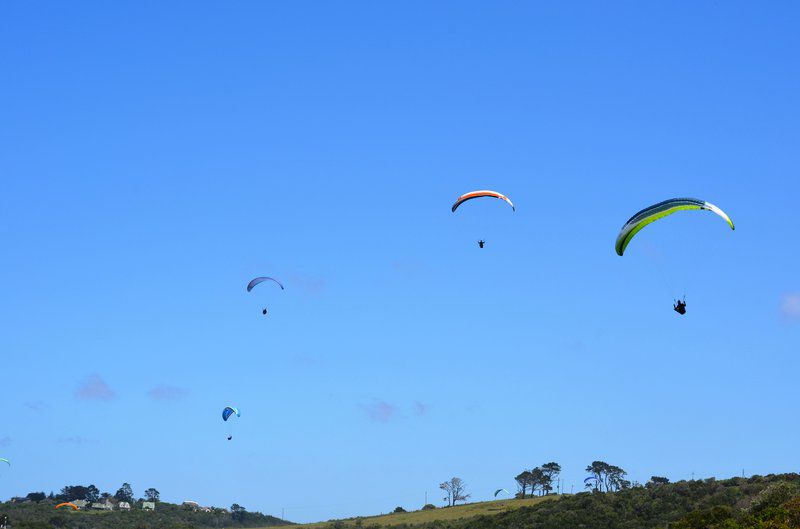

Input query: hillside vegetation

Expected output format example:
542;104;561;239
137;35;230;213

298;496;554;529
0;499;289;529
287;474;800;529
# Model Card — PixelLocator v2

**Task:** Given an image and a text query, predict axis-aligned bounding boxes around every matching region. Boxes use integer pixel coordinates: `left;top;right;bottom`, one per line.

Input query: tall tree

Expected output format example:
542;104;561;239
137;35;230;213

541;462;561;495
231;503;247;522
515;471;532;499
86;485;100;503
439;478;470;506
25;492;45;502
58;485;98;502
144;488;160;502
114;483;134;503
529;468;546;497
585;461;628;493
586;461;609;492
606;465;629;492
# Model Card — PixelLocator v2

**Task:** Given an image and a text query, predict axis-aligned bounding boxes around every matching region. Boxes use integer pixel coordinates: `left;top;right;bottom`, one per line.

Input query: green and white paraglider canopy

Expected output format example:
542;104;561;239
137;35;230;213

615;198;734;256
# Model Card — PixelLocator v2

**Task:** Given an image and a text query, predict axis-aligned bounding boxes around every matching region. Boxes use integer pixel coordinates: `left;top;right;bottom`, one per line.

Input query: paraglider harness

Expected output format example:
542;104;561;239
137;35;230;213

673;298;687;315
478;240;485;248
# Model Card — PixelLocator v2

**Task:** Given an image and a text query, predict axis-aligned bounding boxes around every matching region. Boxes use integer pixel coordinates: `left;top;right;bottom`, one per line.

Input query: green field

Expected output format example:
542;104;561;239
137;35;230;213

288;496;556;529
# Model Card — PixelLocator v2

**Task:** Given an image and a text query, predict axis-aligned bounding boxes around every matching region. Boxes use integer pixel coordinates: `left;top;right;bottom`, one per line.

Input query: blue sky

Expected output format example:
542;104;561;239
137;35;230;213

1;0;799;522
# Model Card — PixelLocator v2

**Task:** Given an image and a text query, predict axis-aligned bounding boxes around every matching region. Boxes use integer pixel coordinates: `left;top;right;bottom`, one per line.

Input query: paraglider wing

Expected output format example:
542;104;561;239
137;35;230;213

615;198;734;256
451;190;515;213
584;476;600;483
55;503;78;510
222;406;240;422
494;488;509;497
246;277;285;292
0;458;9;467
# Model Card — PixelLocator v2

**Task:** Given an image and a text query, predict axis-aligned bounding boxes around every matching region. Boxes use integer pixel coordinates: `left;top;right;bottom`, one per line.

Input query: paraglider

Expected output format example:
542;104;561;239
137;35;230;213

247;277;284;316
452;190;515;248
616;198;734;314
223;406;240;421
55;503;78;510
451;190;515;213
223;406;240;441
246;277;284;292
615;198;734;257
0;458;9;467
494;488;510;498
585;476;601;490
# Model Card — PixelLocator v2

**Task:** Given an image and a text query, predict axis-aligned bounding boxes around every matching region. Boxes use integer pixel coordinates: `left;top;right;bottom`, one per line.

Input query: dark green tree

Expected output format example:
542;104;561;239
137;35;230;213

114;483;134;503
515;471;532;498
528;467;546;497
25;492;45;502
607;465;629;491
144;487;160;502
585;461;628;492
231;503;247;522
86;485;100;503
541;462;561;495
57;485;99;502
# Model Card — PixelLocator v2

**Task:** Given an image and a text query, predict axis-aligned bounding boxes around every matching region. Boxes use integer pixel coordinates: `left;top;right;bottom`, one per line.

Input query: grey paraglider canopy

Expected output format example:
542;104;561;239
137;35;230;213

246;277;285;292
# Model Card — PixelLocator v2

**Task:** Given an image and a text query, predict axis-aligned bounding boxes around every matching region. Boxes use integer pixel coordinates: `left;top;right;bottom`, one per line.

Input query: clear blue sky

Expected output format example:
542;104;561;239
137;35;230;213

1;1;799;522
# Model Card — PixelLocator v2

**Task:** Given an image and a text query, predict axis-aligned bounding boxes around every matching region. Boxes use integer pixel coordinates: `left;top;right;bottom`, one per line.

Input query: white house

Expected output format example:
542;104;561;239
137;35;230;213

72;499;88;509
118;501;131;511
142;501;156;511
91;501;113;511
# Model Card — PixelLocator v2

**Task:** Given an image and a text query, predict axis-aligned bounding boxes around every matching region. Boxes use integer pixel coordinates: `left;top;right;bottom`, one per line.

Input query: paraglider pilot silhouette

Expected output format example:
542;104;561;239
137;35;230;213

674;298;687;315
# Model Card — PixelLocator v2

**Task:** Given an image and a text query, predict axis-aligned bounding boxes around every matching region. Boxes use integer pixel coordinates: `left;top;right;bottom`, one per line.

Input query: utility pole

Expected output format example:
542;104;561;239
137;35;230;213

281;508;284;520
425;491;427;505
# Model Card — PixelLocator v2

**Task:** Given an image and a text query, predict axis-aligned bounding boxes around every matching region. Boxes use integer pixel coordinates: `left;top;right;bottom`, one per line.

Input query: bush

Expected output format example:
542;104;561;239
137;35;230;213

422;504;436;510
784;496;800;527
393;506;406;513
748;481;800;514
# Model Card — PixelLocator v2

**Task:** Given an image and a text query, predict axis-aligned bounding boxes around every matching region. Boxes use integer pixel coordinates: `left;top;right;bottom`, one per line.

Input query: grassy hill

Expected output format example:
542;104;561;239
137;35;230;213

295;496;555;529
281;474;800;529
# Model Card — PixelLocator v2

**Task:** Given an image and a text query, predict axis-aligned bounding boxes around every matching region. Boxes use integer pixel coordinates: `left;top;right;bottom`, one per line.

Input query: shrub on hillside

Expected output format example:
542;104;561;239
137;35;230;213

747;482;800;514
422;504;436;510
